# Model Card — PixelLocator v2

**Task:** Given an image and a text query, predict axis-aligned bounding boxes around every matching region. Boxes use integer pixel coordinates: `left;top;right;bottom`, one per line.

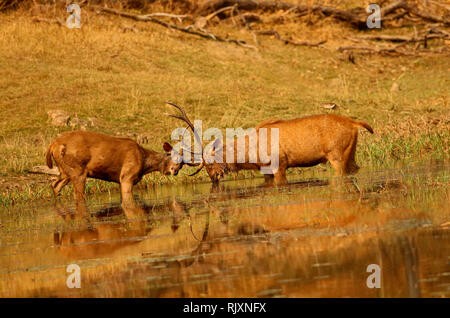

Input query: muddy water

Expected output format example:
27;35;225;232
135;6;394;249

0;165;449;297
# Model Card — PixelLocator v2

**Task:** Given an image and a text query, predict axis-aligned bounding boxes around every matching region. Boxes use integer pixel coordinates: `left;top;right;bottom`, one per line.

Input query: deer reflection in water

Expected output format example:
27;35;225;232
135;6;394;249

52;195;190;259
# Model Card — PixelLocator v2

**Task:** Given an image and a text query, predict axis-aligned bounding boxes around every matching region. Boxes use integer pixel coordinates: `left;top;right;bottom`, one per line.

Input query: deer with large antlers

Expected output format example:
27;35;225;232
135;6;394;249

167;102;373;185
46;130;192;203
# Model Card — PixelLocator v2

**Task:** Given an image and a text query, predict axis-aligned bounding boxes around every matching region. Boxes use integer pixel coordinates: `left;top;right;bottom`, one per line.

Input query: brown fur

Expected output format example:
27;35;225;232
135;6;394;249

45;130;184;202
206;114;373;185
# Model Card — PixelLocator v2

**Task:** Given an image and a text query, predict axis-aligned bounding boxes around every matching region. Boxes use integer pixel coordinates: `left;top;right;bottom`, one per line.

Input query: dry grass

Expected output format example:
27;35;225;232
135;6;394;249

0;4;449;205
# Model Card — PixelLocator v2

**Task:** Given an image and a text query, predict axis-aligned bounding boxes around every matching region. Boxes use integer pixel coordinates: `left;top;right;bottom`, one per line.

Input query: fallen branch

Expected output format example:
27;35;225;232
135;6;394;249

355;33;448;43
205;4;237;21
404;3;450;25
194;5;237;28
32;17;64;26
380;0;407;17
93;6;256;49
383;10;408;21
142;12;191;23
28;165;60;176
255;30;326;47
430;27;450;37
197;0;450;28
197;0;366;27
381;0;450;25
197;0;295;15
338;44;415;56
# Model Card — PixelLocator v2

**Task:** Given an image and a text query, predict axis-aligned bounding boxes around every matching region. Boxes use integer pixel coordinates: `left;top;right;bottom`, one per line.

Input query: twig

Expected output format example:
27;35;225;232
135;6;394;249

28;166;60;176
32;17;64;26
255;30;326;47
205;5;237;21
405;3;450;25
430;27;450;37
142;13;190;23
355;33;448;43
93;6;256;50
197;0;450;28
382;10;408;22
338;44;415;56
380;0;407;17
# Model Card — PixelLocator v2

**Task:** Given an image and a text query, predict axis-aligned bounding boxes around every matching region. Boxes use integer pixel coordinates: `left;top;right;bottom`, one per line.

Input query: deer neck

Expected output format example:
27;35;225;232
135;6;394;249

143;148;166;174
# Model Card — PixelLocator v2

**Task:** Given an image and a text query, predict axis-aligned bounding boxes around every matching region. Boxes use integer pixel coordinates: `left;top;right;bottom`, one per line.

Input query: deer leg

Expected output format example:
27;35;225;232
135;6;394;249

327;151;347;190
343;146;362;193
273;168;287;186
342;134;362;193
345;135;360;175
119;173;144;218
346;158;360;175
120;177;135;204
263;174;274;187
51;177;70;197
120;164;140;203
327;148;348;176
71;175;87;202
50;168;70;197
328;151;360;193
74;195;89;217
68;172;88;217
119;178;148;234
329;159;345;176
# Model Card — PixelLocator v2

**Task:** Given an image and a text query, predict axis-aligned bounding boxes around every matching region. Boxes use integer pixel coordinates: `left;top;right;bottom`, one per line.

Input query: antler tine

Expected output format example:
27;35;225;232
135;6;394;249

189;162;205;176
180;126;203;157
166;102;207;176
166;102;194;129
166;102;203;148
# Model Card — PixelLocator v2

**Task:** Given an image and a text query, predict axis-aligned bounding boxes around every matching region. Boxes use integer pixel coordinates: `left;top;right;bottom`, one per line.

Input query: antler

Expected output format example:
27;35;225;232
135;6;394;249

166;102;205;175
179;126;201;155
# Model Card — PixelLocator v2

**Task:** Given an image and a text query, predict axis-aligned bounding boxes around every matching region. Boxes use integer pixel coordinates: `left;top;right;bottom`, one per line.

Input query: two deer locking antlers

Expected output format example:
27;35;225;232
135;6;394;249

46;102;373;202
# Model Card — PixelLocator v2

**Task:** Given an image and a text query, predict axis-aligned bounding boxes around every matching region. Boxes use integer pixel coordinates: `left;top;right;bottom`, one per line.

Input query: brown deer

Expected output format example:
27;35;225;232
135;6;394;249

46;130;192;202
167;103;373;185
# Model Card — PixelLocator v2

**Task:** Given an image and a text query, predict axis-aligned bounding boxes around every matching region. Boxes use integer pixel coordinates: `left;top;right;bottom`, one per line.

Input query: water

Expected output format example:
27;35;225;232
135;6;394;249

0;165;449;297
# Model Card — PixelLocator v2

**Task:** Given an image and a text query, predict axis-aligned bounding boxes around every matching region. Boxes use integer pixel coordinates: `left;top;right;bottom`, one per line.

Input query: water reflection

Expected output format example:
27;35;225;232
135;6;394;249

0;165;448;297
52;196;190;259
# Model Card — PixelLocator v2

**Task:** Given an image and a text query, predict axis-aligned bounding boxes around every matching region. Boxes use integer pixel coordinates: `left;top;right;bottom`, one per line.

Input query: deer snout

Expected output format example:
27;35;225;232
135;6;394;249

212;171;224;182
167;166;179;176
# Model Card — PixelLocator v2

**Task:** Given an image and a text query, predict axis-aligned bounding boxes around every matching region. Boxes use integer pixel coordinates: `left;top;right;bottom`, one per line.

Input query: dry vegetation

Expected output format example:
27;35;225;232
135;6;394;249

0;0;449;205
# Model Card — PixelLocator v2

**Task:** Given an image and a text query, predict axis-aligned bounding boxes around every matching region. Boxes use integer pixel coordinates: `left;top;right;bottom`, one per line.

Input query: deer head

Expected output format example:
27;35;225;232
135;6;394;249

166;102;227;184
161;141;183;176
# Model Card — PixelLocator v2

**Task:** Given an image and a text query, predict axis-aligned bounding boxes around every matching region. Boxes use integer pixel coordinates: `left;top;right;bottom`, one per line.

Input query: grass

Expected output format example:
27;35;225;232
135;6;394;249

0;4;449;206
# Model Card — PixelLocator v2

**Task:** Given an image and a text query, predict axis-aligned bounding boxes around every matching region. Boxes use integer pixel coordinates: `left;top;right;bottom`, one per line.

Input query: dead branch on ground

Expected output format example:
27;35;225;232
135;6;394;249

86;1;449;56
255;30;326;47
197;0;450;28
93;6;256;49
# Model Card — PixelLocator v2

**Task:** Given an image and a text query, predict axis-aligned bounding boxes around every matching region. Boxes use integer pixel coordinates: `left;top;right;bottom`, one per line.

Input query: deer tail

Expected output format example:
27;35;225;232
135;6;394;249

354;120;374;134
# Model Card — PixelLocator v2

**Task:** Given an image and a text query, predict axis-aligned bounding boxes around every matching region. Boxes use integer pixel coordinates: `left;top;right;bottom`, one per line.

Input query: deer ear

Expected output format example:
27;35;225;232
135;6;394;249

163;142;173;152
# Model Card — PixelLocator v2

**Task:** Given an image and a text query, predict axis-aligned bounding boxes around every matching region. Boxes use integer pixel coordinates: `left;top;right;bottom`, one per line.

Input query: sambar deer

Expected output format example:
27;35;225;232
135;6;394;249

167;103;373;185
46;130;189;202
